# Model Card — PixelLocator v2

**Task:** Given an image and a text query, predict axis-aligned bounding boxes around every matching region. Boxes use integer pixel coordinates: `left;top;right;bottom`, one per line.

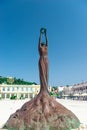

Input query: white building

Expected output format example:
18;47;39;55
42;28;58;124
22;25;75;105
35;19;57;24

57;86;65;92
0;84;40;99
72;82;87;100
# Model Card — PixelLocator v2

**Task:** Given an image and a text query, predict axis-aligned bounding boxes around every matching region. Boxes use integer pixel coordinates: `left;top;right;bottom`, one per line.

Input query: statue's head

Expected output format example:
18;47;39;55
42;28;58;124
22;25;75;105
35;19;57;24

40;28;46;35
41;43;46;46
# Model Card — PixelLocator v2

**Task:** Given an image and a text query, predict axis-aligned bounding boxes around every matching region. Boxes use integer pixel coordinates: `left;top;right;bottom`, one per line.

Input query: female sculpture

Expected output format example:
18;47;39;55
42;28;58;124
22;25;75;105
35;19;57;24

38;28;49;93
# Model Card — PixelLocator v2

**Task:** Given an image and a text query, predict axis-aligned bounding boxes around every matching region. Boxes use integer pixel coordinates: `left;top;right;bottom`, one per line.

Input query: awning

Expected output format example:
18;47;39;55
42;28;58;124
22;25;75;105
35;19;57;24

62;95;69;97
73;93;79;96
81;93;87;96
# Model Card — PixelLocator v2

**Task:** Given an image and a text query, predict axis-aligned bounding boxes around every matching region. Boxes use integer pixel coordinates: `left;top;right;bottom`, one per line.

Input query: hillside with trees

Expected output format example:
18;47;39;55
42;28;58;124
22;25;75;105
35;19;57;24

0;76;37;85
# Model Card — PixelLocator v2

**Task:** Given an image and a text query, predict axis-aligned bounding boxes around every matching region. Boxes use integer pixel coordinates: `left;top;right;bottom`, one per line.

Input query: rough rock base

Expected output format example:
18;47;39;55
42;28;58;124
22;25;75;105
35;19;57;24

3;92;80;130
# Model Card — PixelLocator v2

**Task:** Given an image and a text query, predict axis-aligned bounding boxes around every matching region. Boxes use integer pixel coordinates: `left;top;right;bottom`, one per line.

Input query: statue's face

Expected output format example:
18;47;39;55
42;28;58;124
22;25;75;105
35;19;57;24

41;43;45;46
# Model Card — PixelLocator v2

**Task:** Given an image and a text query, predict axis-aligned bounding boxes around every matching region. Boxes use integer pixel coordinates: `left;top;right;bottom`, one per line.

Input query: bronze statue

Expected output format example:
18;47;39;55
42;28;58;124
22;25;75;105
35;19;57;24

3;28;80;130
38;28;49;93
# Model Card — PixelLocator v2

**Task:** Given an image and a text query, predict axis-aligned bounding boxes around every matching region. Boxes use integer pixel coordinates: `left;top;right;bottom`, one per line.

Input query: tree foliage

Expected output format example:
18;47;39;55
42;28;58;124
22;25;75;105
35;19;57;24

0;76;37;85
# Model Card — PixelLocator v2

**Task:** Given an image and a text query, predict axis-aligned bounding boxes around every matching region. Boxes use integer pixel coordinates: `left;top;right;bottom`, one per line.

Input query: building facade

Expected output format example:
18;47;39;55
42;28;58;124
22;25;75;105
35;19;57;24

61;82;87;100
0;84;40;99
72;82;87;100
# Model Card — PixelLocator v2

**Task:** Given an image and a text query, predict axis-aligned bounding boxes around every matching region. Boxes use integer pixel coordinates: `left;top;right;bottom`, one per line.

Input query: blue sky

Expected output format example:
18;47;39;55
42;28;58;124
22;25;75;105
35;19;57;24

0;0;87;86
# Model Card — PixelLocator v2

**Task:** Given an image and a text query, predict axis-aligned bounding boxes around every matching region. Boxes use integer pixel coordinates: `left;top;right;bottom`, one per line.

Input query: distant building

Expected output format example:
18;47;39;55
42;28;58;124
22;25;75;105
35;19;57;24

57;86;64;92
0;84;40;99
60;86;73;99
0;84;52;99
72;82;87;100
72;82;87;93
60;82;87;100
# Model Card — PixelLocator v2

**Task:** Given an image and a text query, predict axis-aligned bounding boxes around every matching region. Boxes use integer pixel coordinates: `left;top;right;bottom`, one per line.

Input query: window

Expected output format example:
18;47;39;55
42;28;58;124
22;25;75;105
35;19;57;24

2;87;5;91
26;87;28;91
17;87;19;90
12;87;14;91
28;87;32;92
30;87;32;91
33;88;35;92
6;94;10;98
21;87;24;91
7;87;10;91
25;94;28;98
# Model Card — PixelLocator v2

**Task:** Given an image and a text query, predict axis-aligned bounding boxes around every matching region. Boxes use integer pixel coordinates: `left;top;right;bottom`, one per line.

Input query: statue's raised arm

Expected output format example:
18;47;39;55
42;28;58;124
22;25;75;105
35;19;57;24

39;28;48;46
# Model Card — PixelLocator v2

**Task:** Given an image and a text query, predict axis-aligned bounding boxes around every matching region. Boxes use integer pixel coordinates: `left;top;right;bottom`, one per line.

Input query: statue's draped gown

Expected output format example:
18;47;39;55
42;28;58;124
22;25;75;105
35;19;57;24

38;39;48;93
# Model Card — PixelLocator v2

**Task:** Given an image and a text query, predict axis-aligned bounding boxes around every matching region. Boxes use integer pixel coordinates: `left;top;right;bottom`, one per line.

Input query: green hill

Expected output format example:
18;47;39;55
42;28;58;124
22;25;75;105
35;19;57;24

0;76;37;85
